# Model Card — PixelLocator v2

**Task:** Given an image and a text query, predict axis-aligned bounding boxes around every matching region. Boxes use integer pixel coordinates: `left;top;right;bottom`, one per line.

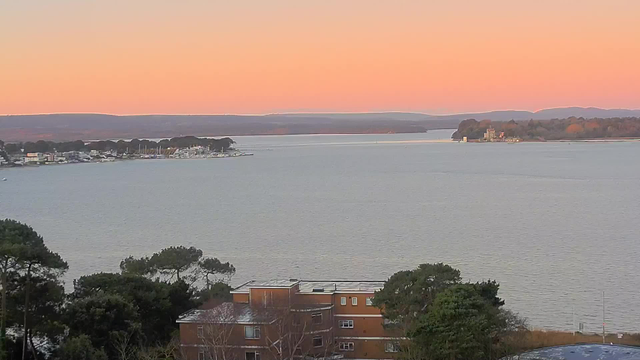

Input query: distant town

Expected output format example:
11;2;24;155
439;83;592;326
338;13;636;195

0;136;252;168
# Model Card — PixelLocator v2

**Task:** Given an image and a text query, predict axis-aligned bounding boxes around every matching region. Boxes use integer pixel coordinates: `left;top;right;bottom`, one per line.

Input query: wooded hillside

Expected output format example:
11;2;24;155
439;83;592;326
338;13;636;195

452;117;640;140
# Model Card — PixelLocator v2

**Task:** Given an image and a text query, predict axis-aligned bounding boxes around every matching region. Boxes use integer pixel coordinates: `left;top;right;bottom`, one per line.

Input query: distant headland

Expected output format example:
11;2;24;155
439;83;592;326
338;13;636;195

452;117;640;142
0;136;252;168
2;107;639;142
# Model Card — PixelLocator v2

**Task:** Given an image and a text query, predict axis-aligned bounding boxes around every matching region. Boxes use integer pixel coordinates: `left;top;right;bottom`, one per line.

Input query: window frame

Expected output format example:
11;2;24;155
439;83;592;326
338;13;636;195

198;349;205;360
244;325;261;339
351;297;357;306
339;319;354;328
313;336;323;348
339;342;355;351
197;325;204;338
245;351;261;360
340;297;347;306
311;312;322;325
365;297;373;306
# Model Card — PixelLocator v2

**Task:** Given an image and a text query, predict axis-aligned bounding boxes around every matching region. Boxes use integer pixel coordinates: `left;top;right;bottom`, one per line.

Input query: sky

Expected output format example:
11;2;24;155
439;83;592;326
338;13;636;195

1;0;639;115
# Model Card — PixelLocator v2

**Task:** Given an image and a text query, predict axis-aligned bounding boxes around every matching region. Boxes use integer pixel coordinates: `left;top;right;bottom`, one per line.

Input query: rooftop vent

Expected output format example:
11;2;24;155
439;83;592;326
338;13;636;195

312;288;325;292
289;278;298;282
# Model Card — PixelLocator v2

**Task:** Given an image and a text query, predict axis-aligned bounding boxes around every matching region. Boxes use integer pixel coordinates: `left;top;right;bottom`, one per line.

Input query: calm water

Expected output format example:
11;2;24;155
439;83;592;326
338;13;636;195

1;130;639;332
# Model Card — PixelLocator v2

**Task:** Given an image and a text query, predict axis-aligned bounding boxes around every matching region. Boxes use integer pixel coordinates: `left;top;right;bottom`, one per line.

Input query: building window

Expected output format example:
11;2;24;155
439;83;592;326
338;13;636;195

245;326;261;339
246;351;261;360
351;297;357;306
340;297;347;306
312;313;322;325
339;342;355;351
385;342;400;353
197;325;204;338
366;297;373;306
198;349;205;360
313;336;323;348
339;320;354;328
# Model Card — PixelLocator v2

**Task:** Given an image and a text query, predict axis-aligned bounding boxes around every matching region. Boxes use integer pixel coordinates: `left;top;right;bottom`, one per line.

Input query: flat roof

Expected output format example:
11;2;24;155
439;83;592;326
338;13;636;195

298;280;385;293
231;279;385;294
509;344;640;360
177;302;277;324
231;279;299;293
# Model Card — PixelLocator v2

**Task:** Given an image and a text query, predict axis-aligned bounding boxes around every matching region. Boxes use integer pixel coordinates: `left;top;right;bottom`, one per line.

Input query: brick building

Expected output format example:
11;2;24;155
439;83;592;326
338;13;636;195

178;280;401;360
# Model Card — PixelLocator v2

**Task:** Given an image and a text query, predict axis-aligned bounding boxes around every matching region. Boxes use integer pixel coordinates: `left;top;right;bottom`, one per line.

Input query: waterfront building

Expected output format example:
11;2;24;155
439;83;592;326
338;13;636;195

178;279;401;360
24;152;45;163
484;127;497;142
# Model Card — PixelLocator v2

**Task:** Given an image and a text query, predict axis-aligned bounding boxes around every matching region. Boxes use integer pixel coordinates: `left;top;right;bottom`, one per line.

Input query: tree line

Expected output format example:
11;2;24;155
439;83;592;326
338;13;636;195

0;219;236;360
452;117;640;140
0;136;236;155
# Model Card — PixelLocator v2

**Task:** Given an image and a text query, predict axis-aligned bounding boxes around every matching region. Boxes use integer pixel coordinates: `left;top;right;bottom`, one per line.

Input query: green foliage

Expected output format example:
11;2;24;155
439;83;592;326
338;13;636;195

199;257;236;288
71;272;196;344
373;263;461;324
2;221;232;359
2;136;235;154
2;143;20;154
195;281;233;304
150;246;203;281
452;117;640;140
64;293;141;356
7;274;67;340
119;256;156;277
122;246;204;282
57;335;108;360
375;263;522;360
411;284;501;360
0;219;68;359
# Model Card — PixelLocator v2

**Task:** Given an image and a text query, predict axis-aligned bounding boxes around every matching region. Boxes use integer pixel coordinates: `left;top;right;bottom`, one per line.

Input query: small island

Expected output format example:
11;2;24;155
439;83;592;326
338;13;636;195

0;136;252;167
452;117;640;142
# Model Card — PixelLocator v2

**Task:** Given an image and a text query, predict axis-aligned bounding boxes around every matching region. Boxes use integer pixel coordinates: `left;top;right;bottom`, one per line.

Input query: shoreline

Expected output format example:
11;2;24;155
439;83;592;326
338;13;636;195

460;137;640;143
0;152;254;171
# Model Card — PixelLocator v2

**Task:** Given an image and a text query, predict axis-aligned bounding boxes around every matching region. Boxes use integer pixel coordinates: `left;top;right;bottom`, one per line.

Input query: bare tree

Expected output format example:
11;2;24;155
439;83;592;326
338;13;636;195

136;335;183;360
264;307;341;360
111;329;137;360
200;304;240;360
263;308;309;360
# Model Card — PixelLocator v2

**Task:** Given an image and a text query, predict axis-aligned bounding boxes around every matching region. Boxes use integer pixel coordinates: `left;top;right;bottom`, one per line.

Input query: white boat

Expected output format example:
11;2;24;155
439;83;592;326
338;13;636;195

1;178;6;181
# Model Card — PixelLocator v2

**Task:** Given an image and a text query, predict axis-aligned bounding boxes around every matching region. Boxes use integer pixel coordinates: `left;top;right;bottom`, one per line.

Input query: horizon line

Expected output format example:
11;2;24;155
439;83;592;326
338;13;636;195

2;106;639;117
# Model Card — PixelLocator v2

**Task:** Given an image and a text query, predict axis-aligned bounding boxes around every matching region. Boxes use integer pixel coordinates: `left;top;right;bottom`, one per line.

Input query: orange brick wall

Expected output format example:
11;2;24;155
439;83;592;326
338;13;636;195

335;338;393;359
333;293;379;315
250;288;293;307
233;293;249;303
180;286;396;360
335;316;387;337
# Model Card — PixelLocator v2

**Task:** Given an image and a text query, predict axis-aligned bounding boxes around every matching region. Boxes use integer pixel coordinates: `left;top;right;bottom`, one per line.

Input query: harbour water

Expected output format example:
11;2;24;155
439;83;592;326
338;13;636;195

1;130;639;332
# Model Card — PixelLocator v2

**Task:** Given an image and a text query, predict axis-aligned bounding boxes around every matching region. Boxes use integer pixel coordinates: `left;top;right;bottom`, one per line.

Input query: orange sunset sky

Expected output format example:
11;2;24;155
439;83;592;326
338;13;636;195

1;0;639;115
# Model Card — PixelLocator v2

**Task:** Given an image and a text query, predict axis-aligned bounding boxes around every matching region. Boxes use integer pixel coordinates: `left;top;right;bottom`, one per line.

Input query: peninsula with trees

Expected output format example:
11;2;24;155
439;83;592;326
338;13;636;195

0;136;250;168
452;117;640;142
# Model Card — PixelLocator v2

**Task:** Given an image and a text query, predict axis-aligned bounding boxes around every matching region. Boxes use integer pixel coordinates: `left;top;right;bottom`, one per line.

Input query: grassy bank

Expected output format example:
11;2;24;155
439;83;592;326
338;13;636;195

522;330;640;349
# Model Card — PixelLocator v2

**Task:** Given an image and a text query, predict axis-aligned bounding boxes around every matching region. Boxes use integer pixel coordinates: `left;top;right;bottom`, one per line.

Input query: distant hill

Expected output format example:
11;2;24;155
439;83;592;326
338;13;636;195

1;107;639;142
